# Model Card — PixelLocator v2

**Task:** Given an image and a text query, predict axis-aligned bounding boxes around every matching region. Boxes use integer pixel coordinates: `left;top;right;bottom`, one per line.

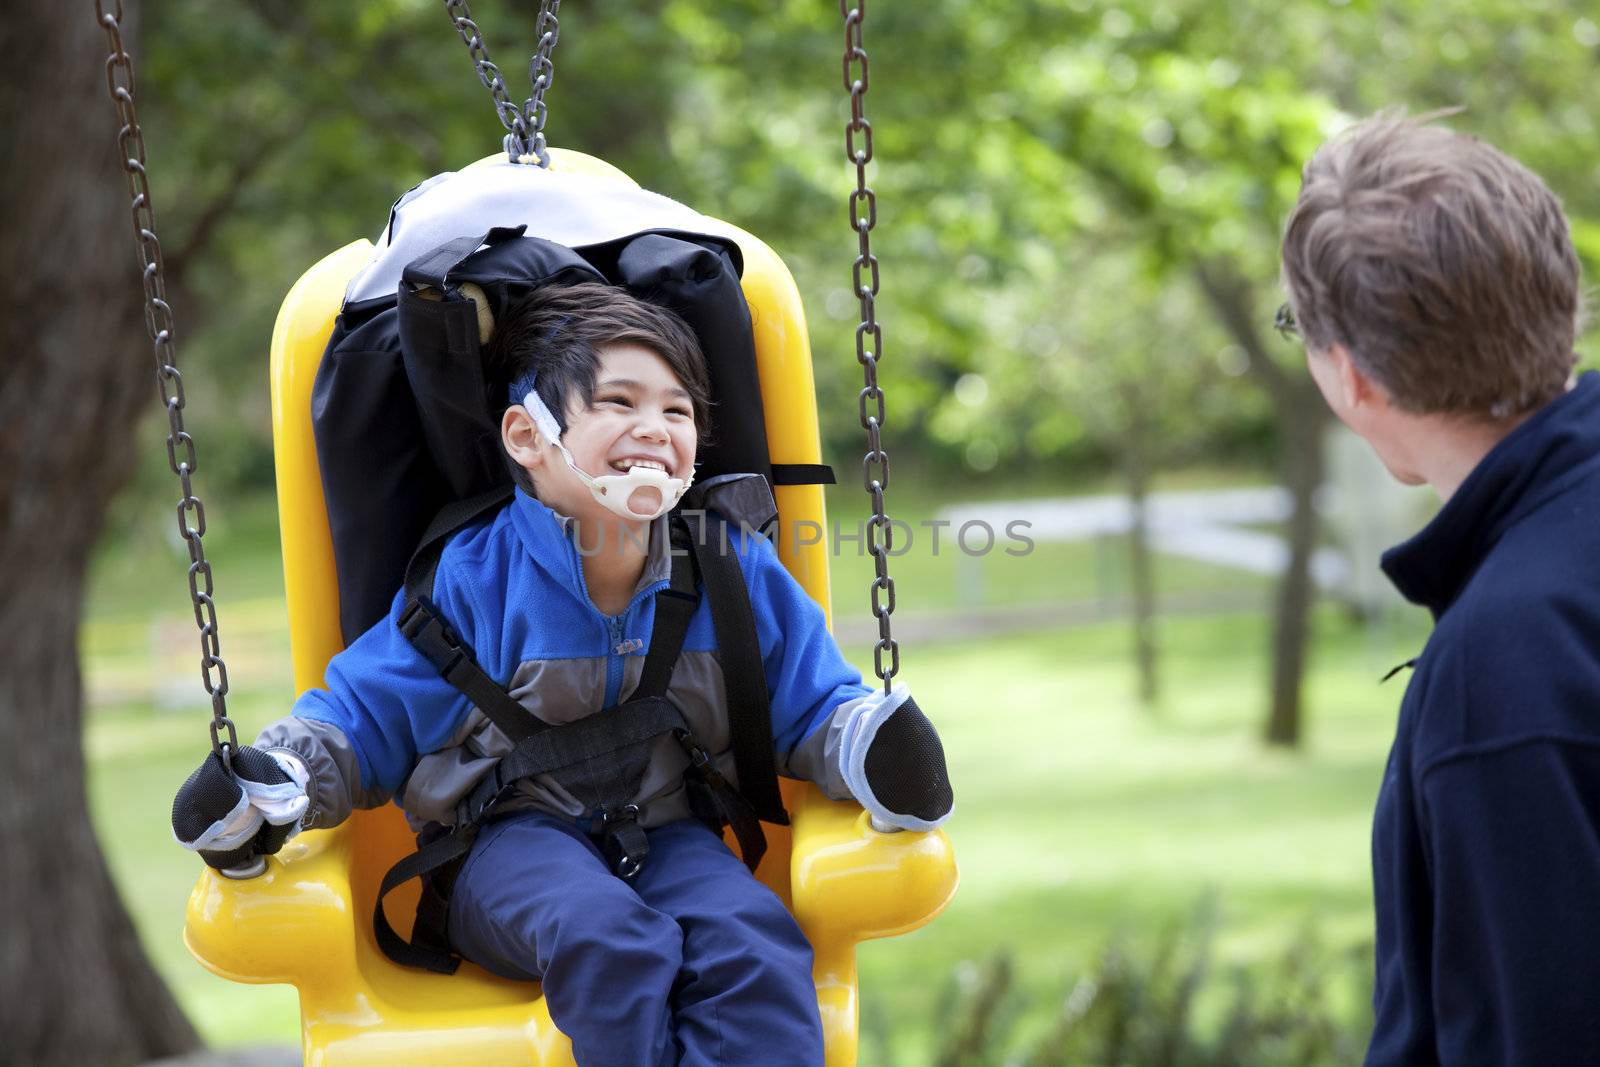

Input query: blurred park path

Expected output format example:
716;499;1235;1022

939;487;1350;588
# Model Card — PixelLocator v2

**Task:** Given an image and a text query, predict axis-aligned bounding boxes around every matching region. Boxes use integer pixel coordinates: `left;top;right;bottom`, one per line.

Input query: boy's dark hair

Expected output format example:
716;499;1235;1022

484;282;714;436
1281;113;1582;419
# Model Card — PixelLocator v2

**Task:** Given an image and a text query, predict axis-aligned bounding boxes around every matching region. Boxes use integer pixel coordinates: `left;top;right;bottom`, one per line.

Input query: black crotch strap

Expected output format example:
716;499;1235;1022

374;828;474;975
470;695;686;881
594;803;649;881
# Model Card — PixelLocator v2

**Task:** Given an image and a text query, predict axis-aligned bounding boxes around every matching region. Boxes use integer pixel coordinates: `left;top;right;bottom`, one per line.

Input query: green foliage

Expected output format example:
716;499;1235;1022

124;0;1600;504
913;903;1373;1067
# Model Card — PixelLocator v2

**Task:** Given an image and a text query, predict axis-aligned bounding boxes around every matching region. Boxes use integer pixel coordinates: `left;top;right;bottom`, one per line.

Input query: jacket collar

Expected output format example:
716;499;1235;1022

506;489;673;602
1382;371;1600;617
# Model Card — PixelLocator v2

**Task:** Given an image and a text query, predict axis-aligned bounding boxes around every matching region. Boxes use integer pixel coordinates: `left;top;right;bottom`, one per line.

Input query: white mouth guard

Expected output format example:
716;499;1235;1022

521;389;693;521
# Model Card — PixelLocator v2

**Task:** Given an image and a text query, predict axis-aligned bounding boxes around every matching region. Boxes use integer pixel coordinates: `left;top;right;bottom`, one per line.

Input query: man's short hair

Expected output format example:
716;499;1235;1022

484;282;714;436
1281;113;1582;418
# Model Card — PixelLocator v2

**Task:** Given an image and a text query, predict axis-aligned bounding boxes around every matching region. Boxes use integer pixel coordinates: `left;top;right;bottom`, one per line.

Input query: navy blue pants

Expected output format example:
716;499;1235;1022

447;811;824;1066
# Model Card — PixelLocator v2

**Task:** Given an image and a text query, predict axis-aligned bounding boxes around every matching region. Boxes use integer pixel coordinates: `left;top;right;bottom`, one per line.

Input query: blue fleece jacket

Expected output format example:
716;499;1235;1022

1369;371;1600;1065
277;488;874;828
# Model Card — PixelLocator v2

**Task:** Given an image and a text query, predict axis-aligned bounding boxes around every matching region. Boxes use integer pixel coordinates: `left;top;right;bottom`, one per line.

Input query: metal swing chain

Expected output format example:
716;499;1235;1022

94;1;237;757
518;0;563;167
442;0;562;166
442;0;534;159
841;0;899;694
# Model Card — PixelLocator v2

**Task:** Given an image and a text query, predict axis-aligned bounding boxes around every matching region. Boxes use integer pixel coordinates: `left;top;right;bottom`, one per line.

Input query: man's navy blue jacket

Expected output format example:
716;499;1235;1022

1369;371;1600;1065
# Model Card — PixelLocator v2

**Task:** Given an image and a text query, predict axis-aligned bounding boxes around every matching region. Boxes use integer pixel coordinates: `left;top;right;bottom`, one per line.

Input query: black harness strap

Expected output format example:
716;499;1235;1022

635;520;700;699
769;463;836;486
374;828;475;974
400;485;538;745
399;597;542;746
404;486;515;601
678;730;768;872
463;698;688;824
372;683;693;976
377;505;784;972
400;225;528;292
683;511;789;826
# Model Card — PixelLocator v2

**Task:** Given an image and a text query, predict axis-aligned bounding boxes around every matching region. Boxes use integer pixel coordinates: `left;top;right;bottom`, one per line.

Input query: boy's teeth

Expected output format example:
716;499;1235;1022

617;459;666;471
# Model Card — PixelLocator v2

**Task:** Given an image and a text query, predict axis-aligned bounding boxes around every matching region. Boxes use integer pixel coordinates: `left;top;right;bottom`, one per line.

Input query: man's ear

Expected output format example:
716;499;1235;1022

501;405;547;474
1329;342;1386;414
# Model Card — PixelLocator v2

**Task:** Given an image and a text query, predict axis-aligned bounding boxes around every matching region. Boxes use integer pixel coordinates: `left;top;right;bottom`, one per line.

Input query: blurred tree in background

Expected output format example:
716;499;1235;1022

129;0;1600;746
15;1;1598;1059
3;10;202;1066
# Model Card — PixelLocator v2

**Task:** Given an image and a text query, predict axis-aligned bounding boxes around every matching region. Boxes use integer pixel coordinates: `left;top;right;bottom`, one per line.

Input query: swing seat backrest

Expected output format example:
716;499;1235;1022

182;150;957;1067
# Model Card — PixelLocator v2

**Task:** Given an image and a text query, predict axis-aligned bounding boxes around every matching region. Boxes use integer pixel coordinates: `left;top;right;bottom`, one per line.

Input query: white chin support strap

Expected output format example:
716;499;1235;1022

521;390;693;521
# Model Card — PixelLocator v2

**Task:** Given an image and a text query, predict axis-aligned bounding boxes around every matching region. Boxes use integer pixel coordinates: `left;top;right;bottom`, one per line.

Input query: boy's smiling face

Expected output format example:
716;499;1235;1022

505;341;699;528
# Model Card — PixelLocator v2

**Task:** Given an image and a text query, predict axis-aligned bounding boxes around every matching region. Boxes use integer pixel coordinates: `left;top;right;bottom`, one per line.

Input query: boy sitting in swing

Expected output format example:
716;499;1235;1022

172;281;954;1066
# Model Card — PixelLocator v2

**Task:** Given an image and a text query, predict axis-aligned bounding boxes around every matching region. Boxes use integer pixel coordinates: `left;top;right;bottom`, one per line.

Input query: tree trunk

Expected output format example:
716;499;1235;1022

1263;391;1329;748
1;10;203;1065
1190;261;1332;750
1121;384;1159;710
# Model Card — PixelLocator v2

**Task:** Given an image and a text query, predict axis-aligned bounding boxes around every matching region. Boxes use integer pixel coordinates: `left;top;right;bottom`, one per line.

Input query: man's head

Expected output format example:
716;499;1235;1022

485;282;713;523
1281;114;1582;484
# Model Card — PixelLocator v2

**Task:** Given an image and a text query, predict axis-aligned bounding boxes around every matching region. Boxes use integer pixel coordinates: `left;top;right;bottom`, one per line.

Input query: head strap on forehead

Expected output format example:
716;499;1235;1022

505;313;574;405
511;373;567;447
506;311;577;441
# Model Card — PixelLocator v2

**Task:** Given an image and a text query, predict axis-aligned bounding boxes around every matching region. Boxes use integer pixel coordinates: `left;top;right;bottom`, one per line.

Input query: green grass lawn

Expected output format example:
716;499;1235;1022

848;605;1416;1062
83;484;1425;1057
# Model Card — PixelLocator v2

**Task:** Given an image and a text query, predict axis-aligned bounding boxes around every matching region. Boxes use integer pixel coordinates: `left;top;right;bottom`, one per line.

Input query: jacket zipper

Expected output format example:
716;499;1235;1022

564;524;671;709
604;615;625;707
602;580;672;708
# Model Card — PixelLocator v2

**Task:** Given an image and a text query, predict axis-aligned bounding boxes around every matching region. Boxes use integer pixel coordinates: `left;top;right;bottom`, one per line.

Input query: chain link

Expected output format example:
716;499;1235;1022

95;1;236;755
841;0;899;693
442;0;533;157
518;0;562;167
441;0;561;166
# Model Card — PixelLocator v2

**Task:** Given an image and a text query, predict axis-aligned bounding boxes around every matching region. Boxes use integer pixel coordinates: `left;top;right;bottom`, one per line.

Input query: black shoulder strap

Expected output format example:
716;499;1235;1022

398;596;543;746
400;496;701;743
403;486;515;601
399;487;542;745
683;511;789;826
634;518;702;700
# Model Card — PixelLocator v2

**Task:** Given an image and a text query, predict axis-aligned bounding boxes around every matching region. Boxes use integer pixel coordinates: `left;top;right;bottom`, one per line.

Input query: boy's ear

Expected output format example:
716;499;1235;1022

501;405;547;474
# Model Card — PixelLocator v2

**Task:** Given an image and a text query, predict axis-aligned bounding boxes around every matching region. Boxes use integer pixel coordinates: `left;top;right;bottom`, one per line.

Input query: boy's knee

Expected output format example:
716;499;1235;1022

553;894;683;971
698;887;813;969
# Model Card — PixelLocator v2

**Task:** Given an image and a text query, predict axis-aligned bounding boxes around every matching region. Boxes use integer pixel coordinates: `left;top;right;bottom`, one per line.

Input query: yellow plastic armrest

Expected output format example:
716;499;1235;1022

184;824;361;995
786;783;958;947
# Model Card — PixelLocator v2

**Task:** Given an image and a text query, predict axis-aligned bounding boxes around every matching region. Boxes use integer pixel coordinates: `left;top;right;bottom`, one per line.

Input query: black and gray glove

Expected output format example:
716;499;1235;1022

838;685;954;832
171;745;309;876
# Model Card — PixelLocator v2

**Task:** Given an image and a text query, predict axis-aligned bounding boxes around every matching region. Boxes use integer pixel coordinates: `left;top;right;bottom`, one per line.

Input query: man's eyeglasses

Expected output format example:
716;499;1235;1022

1273;302;1300;341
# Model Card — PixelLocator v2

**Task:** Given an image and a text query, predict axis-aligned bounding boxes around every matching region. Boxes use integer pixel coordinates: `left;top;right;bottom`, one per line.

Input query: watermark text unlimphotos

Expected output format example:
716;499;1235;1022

572;512;1035;558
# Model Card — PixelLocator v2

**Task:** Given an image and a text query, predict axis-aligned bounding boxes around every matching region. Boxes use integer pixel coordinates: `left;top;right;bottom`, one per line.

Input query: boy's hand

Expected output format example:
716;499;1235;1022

839;685;955;833
171;745;309;876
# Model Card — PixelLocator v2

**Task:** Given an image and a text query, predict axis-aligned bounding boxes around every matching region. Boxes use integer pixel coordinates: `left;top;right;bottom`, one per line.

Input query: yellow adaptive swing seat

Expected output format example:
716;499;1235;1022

182;150;957;1067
